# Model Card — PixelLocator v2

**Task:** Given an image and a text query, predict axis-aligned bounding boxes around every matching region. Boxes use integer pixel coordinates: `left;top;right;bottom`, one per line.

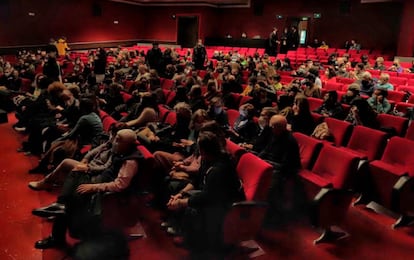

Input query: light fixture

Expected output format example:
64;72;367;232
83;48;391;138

276;15;283;19
28;12;35;16
113;20;119;24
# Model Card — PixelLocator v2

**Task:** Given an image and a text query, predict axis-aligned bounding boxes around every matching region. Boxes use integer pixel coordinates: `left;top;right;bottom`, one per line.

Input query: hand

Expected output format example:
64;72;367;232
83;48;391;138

180;139;194;147
77;184;97;194
57;124;69;132
0;86;7;91
73;163;89;172
167;193;183;207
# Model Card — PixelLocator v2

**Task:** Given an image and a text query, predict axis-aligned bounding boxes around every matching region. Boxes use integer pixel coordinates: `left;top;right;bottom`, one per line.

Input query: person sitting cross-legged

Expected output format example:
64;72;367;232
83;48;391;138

32;129;142;250
28;126;118;191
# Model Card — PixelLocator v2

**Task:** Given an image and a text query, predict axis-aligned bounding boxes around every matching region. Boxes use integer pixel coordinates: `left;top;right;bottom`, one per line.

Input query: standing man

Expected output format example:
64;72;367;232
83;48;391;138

267;27;279;56
146;42;163;73
287;26;300;50
43;48;62;83
193;39;206;71
94;48;107;84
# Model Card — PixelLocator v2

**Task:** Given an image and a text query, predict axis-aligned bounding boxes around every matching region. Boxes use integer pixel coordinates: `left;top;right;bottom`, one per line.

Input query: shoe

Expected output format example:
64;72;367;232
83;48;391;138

32;203;66;218
13;126;26;132
166;226;181;236
161;221;172;229
172;236;186;248
34;236;65;249
28;180;54;191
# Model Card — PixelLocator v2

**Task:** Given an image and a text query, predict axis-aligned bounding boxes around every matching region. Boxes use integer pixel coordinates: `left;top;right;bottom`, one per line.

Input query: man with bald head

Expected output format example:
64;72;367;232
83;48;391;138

32;129;143;249
259;115;302;226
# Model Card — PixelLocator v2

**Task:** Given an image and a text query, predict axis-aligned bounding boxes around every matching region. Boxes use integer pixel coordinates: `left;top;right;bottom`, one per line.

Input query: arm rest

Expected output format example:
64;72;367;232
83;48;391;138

310;188;354;228
370;160;408;177
231;200;268;208
391;175;414;213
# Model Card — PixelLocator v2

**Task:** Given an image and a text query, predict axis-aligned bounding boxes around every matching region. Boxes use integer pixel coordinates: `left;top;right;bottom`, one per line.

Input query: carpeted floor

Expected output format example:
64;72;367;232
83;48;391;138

1;112;414;260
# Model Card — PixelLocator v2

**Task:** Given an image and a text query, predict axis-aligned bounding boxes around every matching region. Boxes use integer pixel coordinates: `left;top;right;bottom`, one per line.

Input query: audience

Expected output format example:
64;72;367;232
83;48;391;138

2;41;413;256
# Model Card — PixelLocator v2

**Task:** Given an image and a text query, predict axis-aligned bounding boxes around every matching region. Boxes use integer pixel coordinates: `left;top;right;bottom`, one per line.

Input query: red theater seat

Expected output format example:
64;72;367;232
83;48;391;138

223;153;273;245
227;109;240;128
367;137;414;227
293;132;323;170
308;97;324;112
389;77;407;86
325;117;353;147
324;82;344;91
225;139;246;162
377;114;408;136
121;92;133;103
161;79;175;90
299;145;359;243
386;90;405;103
163;111;177;126
342;126;387;161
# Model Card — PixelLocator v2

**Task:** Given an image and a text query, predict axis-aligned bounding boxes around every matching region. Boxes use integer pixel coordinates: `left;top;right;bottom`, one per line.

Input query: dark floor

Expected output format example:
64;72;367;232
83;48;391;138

1;113;414;260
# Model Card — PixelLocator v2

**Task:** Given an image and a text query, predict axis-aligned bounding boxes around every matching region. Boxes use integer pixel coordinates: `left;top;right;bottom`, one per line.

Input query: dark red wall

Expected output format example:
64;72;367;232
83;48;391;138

0;0;405;55
140;0;402;52
0;0;145;46
397;0;414;57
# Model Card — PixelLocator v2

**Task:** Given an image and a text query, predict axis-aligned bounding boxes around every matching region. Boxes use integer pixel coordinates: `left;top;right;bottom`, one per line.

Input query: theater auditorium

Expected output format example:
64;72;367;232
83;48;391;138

1;0;414;259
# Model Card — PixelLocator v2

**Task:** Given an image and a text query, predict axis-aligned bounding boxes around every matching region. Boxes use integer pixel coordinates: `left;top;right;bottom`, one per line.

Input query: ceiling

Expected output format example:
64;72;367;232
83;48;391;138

110;0;251;8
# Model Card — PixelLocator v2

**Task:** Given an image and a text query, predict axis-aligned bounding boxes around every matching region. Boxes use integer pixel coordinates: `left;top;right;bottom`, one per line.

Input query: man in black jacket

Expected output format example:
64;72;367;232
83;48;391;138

259;115;303;225
146;43;163;73
193;39;206;71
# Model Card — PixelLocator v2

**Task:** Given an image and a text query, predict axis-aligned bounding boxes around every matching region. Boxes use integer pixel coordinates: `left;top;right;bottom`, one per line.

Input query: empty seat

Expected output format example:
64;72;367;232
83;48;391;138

325;117;353;147
395;102;414;115
293;132;323;170
396;85;414;93
368;137;414;226
299;145;359;243
389;77;407;86
343;126;387;161
377;114;408;136
324;82;344;91
386;90;405;103
223;153;273;245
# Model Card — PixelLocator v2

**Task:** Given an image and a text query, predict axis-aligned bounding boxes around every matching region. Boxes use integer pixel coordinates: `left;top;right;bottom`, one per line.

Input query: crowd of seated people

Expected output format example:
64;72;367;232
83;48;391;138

2;38;414;257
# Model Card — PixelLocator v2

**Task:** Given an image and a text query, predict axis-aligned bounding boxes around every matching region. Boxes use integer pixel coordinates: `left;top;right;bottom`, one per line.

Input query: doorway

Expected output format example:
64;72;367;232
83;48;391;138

177;16;199;48
285;17;310;46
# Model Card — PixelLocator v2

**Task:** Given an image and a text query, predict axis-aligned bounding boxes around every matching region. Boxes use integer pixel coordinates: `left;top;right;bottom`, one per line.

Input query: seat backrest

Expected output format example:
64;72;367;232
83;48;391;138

161;79;175;90
405;123;414;141
389;77;407;86
236;153;273;201
325;82;344;91
226;139;246;163
312;145;360;189
347;126;387;161
164;111;177;126
293;132;323;170
381;137;414;175
102;116;117;133
121;92;133;103
227;109;240;128
157;105;170;123
377;113;408;136
308;97;324;112
387;90;405;103
239;96;253;107
325;117;353;147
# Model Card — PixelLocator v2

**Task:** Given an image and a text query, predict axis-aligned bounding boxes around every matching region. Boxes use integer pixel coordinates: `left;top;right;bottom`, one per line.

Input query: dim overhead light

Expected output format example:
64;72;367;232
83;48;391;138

28;12;35;16
113;20;119;24
276;15;283;19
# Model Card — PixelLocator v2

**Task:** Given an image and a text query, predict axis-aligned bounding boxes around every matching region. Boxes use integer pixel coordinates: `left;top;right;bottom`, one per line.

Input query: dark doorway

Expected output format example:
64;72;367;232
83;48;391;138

286;17;310;46
177;16;199;48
